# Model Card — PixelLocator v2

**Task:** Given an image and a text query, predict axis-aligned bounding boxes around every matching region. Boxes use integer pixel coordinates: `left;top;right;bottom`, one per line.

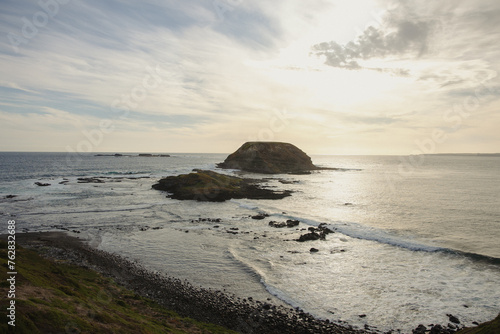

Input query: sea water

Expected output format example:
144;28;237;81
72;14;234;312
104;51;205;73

1;152;499;332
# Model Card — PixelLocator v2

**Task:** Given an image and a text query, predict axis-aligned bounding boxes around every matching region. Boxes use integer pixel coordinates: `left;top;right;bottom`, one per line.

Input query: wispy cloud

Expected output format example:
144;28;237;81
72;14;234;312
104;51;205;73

0;0;499;153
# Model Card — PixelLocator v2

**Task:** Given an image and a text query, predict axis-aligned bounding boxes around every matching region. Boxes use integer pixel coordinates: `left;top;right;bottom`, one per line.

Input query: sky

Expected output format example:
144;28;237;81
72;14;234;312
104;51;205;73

0;0;499;154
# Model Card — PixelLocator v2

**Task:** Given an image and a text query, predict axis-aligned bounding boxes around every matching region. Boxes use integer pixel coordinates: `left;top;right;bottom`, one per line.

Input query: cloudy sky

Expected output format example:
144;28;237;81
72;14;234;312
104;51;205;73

1;0;499;154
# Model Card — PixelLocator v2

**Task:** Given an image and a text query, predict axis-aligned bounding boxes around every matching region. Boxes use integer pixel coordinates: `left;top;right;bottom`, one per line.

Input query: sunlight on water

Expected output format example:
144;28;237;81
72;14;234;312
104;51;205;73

1;152;499;332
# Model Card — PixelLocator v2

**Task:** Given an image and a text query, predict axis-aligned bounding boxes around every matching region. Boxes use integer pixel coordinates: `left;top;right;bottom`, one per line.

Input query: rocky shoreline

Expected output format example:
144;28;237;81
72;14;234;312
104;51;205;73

15;232;368;334
13;232;490;334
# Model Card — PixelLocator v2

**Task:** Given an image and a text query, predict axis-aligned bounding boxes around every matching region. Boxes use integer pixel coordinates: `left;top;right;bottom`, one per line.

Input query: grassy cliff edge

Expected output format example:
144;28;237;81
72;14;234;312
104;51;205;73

0;240;236;333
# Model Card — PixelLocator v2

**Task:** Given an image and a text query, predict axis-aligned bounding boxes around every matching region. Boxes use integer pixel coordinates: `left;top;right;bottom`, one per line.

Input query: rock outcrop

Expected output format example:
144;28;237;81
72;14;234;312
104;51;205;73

217;142;318;174
296;224;335;242
152;170;292;202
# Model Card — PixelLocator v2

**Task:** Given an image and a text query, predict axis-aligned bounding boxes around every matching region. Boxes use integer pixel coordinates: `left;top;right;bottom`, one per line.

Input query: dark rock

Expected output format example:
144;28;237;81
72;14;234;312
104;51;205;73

429;324;444;334
252;213;269;220
297;232;322;242
310;248;319;253
296;224;334;242
318;223;334;234
269;219;300;228
269;221;286;228
139;153;170;157
217;142;320;174
5;195;17;199
34;182;51;186
278;179;300;184
77;177;105;183
413;324;427;334
447;314;460;324
152;170;292;202
359;314;367;318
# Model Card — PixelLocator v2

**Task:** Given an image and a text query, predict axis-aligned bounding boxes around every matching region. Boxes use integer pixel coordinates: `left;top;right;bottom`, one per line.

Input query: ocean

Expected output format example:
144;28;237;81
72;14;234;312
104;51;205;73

1;152;499;332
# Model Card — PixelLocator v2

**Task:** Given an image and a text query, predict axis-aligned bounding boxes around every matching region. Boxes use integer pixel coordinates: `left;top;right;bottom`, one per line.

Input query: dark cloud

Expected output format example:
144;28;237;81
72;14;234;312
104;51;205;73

311;8;435;74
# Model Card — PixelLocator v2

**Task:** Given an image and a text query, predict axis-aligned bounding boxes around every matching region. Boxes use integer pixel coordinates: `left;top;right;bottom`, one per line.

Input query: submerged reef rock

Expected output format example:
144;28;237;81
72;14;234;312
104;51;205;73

152;170;291;202
217;142;318;174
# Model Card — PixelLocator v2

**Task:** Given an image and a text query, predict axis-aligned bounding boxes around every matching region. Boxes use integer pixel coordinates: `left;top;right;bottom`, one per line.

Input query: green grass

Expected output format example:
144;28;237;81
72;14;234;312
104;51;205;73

0;240;237;333
457;313;500;334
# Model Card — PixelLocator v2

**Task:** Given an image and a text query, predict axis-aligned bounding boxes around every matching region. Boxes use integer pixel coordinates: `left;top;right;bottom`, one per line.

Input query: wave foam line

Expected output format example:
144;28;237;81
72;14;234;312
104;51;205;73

256;211;500;265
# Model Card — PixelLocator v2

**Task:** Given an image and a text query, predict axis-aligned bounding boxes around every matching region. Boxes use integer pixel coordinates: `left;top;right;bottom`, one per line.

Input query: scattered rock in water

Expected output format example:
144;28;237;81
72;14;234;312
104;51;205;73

413;324;427;334
278;179;300;184
138;153;170;157
152;170;292;202
309;248;319;253
217;142;324;174
251;213;269;220
34;182;51;186
193;218;221;223
5;195;17;199
447;314;460;324
296;224;335;242
268;219;300;228
297;232;322;242
77;177;105;183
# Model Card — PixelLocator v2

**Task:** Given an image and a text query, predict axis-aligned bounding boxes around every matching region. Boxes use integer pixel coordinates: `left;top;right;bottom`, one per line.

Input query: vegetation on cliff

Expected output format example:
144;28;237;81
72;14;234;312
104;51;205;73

0;241;235;333
456;313;500;334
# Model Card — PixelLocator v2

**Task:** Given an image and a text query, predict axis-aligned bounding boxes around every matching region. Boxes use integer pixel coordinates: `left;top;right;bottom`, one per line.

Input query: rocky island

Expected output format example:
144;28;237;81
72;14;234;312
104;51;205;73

217;142;322;174
152;169;291;202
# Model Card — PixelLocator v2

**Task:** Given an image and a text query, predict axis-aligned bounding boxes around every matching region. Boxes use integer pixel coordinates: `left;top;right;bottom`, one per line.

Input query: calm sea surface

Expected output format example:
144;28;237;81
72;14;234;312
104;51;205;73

1;152;499;332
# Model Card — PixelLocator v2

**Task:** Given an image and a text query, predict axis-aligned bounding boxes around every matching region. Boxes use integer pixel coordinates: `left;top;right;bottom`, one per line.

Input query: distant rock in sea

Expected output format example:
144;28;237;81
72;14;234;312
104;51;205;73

94;153;170;157
34;182;51;186
217;142;319;174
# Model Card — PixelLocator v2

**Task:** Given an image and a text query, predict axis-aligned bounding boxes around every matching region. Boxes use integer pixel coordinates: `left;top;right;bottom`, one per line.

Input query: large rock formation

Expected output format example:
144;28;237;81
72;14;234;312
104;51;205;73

217;142;318;174
152;169;292;202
